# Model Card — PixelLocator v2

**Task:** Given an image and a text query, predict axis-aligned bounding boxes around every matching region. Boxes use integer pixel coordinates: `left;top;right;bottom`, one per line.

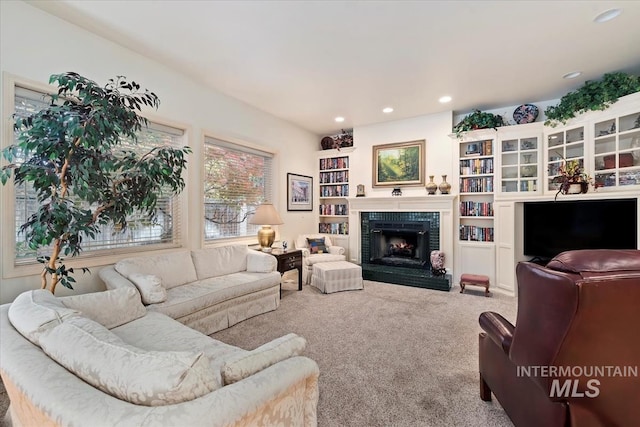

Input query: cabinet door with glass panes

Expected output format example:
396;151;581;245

499;129;541;195
546;125;585;192
593;111;640;189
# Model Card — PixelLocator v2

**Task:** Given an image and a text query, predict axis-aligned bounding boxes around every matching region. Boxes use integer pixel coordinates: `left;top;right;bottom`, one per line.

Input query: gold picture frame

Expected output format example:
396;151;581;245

372;140;425;187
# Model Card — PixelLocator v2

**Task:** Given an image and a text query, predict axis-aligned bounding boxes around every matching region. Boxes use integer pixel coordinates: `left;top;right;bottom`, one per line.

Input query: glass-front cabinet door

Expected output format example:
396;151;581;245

547;126;585;191
500;136;539;193
593;111;640;188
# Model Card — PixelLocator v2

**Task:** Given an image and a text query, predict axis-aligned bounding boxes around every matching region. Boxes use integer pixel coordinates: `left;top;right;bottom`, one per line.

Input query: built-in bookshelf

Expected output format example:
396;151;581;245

459;201;493;217
459;225;494;242
458;137;495;243
318;152;350;235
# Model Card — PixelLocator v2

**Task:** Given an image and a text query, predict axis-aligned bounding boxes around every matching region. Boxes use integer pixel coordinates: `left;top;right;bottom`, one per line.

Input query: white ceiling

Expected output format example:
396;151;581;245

28;0;640;136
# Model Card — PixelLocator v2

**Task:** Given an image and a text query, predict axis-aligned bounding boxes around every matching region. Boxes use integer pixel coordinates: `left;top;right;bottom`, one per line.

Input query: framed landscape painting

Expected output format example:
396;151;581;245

372;140;425;187
287;173;313;211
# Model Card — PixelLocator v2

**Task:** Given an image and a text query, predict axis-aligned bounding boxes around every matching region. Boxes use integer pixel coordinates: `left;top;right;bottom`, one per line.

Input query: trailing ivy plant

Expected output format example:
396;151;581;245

544;72;640;127
1;72;191;293
452;110;505;138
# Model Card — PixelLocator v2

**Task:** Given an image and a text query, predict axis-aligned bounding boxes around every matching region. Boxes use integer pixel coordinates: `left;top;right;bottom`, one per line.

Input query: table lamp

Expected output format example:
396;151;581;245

249;202;283;251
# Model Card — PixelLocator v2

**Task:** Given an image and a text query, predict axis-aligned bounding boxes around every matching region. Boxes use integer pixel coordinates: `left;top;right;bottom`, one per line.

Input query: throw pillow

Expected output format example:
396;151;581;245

8;290;80;346
39;316;218;406
60;287;146;329
129;273;167;305
222;333;307;385
307;238;327;254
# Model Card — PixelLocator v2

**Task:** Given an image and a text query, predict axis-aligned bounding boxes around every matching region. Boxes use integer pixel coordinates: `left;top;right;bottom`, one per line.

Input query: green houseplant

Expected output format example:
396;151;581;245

452;110;505;138
1;72;191;293
544;72;640;127
550;156;597;201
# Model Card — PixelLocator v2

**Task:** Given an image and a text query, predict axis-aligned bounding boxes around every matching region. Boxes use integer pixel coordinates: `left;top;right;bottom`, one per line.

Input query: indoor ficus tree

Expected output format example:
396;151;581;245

1;72;191;293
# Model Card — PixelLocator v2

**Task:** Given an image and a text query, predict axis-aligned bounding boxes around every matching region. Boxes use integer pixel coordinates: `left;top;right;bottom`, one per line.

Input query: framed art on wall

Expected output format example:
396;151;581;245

287;173;313;211
372;140;425;187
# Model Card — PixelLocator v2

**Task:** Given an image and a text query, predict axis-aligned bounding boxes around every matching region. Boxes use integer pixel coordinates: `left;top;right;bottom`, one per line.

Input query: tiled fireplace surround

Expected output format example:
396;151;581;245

347;195;456;289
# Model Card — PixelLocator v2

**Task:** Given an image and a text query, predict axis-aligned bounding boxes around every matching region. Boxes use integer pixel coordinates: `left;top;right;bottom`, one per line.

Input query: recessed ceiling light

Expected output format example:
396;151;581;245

439;95;452;103
382;107;394;114
594;8;622;23
562;71;582;79
334;116;345;123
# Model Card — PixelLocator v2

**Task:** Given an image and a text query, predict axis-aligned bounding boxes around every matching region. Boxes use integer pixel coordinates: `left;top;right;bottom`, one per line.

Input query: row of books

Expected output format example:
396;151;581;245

459;201;493;217
464;139;493;156
459;177;494;193
459;226;494;242
319;204;348;216
459;158;493;175
319;170;349;183
318;222;349;235
319;156;349;171
320;184;349;197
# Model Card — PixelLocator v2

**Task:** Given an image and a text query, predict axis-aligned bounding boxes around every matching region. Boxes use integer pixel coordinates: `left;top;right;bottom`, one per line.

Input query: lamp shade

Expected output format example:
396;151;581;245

249;203;283;225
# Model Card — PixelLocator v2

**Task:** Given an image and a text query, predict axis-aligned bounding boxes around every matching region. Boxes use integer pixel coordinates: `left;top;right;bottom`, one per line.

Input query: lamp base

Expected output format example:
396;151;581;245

257;225;275;250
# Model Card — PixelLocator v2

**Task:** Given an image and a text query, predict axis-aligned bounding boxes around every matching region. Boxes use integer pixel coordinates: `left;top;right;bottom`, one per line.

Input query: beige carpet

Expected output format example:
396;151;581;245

0;279;517;427
213;279;516;427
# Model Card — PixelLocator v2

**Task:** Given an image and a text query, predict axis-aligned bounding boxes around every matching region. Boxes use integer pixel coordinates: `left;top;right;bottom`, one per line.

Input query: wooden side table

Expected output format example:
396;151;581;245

267;249;303;298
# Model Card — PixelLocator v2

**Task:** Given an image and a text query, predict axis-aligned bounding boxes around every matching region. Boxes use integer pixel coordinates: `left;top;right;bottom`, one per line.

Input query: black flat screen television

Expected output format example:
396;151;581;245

523;199;638;260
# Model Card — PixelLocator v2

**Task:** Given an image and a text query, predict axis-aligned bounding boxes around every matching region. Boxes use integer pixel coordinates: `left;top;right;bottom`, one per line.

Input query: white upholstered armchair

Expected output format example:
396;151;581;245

295;234;346;285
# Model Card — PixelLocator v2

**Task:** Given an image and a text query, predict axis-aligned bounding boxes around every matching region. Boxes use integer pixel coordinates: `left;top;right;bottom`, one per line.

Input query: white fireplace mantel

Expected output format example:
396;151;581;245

345;195;457;273
347;195;457;212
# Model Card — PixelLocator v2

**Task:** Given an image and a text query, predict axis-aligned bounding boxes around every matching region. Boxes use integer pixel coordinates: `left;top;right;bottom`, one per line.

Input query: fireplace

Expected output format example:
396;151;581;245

368;220;430;269
360;211;451;291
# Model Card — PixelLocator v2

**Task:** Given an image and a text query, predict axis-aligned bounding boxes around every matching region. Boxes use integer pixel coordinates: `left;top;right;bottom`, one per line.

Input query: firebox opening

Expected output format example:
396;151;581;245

369;221;430;269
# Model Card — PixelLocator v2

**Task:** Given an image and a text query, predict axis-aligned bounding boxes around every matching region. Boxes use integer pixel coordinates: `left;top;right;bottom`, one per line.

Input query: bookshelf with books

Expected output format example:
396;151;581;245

318;151;350;236
458;136;495;243
452;130;497;294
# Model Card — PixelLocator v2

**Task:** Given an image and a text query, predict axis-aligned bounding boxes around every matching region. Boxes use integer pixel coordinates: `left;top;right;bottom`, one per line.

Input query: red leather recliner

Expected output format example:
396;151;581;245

478;249;640;427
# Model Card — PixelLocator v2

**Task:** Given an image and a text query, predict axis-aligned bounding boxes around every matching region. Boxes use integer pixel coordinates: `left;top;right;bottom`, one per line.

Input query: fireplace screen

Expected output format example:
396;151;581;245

368;221;430;269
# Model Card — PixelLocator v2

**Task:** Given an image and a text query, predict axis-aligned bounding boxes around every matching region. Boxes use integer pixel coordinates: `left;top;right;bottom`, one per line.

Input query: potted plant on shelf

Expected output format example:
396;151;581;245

551;156;597;200
1;72;191;293
544;72;640;127
452;110;505;138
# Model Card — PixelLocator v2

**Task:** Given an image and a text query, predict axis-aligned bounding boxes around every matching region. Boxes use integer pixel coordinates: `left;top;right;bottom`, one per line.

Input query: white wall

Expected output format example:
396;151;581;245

347;111;454;257
352;111;454;198
0;1;318;303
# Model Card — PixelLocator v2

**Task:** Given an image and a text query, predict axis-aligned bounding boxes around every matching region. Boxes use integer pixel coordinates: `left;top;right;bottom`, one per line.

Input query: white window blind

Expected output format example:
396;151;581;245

203;137;273;241
12;86;184;262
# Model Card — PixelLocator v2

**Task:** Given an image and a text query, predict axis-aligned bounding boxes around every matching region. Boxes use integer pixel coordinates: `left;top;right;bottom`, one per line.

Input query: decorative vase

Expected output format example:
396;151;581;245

426;175;438;195
438;175;451;194
430;250;446;276
320;136;334;150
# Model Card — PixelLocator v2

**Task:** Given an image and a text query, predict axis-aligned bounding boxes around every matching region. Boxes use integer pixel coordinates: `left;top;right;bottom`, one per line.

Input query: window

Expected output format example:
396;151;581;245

10;85;185;264
203;137;274;241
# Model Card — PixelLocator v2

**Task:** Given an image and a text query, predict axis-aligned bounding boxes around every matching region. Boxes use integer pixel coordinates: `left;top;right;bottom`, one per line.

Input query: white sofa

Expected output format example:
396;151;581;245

0;288;319;426
99;245;281;335
295;234;346;285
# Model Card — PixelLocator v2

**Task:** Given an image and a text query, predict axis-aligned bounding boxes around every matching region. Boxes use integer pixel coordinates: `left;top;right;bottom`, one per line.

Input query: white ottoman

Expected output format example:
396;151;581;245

311;261;363;294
